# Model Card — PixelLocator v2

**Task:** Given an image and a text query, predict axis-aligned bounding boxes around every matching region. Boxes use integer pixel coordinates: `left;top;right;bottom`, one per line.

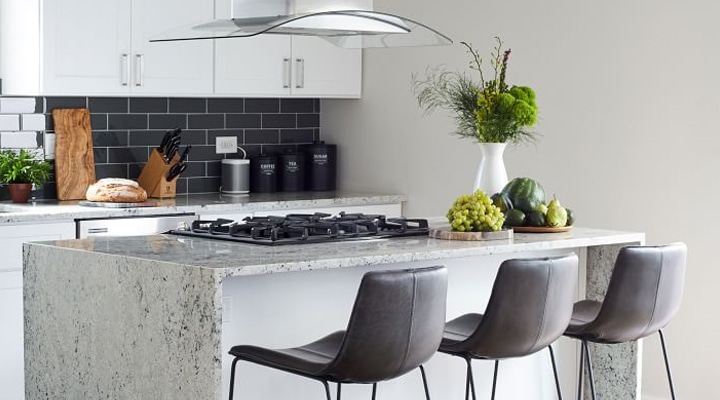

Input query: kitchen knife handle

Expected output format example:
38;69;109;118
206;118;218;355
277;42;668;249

135;54;145;87
283;58;291;89
120;54;129;86
295;58;305;89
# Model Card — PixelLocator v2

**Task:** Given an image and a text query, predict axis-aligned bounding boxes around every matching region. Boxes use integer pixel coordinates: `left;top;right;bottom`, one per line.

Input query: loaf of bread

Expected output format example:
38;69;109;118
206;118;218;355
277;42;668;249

85;178;148;203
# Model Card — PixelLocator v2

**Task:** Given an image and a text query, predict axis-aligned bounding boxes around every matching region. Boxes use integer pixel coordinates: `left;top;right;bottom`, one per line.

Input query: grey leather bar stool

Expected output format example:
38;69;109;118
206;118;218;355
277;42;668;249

564;242;687;400
227;265;448;400
438;254;579;400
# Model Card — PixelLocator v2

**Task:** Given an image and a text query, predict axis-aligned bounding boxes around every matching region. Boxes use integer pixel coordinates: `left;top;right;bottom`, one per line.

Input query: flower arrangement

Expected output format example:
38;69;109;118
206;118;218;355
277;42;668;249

413;37;538;144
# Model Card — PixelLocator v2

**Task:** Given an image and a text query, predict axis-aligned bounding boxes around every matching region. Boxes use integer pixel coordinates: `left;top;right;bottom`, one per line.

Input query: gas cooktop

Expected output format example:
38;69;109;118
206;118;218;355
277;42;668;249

168;212;429;245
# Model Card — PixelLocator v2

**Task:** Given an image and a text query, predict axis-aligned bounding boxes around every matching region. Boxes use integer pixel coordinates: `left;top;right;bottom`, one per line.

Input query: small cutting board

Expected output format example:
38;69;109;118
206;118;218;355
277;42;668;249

429;227;513;241
53;108;96;200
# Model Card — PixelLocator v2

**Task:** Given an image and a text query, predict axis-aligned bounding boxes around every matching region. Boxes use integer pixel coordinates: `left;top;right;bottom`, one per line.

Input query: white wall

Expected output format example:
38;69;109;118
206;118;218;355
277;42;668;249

322;0;720;398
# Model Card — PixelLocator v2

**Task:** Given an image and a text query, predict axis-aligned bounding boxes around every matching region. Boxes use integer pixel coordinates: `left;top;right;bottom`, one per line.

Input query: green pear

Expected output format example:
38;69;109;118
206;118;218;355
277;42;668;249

546;195;568;227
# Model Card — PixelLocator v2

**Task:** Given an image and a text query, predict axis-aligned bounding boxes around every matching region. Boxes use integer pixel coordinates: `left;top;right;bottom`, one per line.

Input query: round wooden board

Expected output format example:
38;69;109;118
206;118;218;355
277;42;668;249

429;228;513;241
512;225;573;233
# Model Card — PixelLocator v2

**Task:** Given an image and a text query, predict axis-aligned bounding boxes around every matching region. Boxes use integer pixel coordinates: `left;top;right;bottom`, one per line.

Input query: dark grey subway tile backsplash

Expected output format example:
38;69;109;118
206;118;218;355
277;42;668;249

0;96;321;201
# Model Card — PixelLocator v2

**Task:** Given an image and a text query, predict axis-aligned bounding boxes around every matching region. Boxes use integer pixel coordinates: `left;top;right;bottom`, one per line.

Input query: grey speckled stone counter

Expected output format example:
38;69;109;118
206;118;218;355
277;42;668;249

0;191;406;224
24;227;644;400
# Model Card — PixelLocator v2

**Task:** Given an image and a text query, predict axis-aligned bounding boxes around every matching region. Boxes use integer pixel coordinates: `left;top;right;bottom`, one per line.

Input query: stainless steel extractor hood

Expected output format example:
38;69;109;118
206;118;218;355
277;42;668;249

150;0;452;48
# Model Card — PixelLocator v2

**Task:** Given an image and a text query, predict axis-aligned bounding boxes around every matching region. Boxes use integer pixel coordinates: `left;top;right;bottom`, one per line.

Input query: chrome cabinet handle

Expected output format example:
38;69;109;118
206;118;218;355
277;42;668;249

295;58;305;89
283;58;291;89
120;54;129;86
134;54;145;87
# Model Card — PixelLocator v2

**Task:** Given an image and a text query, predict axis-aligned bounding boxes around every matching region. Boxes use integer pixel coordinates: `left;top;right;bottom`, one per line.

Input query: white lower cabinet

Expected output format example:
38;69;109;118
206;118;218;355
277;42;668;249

0;271;23;400
0;221;77;273
0;221;76;400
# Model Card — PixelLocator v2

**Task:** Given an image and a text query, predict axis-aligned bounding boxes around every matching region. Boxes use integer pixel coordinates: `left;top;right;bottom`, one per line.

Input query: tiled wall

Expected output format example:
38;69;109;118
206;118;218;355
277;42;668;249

0;96;321;200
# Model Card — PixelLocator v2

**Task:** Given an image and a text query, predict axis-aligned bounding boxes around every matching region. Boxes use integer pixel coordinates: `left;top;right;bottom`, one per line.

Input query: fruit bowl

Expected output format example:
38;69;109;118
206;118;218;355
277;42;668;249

512;225;572;233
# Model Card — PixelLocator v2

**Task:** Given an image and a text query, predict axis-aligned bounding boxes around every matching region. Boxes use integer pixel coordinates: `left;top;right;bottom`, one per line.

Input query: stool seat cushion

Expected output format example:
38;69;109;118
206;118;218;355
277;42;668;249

440;313;483;347
566;300;602;333
229;331;344;378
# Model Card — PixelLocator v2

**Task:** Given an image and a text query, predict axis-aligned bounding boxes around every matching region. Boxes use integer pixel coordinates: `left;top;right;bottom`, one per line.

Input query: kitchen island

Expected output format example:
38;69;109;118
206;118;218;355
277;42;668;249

24;228;644;399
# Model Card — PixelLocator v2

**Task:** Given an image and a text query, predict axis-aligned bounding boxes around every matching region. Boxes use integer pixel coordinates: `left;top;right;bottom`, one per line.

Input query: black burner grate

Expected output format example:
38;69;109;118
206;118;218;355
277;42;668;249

171;212;429;245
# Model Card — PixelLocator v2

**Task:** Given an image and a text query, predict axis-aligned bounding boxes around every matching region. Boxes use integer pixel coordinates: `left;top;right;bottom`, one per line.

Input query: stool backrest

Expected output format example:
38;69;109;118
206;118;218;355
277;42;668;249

463;254;579;359
322;265;448;383
589;242;687;343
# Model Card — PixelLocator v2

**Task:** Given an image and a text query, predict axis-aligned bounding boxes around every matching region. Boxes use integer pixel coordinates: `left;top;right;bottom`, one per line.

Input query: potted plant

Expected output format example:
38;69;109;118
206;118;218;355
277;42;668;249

412;37;539;195
0;149;53;203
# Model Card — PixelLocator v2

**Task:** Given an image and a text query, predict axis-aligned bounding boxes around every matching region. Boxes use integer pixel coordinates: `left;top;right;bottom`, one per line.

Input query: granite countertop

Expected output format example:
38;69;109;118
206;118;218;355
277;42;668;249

33;227;645;277
0;191;406;224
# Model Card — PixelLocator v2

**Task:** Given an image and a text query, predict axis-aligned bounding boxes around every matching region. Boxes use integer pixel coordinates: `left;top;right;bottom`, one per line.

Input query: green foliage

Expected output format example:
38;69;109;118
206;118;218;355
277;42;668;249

413;37;539;144
0;149;53;186
413;69;480;141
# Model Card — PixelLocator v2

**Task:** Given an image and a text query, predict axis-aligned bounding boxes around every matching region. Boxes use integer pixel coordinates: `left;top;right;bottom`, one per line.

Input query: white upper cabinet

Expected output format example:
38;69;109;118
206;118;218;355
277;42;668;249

215;35;292;97
1;0;361;97
42;0;132;94
1;0;214;96
215;36;361;98
131;0;214;94
213;0;361;98
290;36;362;98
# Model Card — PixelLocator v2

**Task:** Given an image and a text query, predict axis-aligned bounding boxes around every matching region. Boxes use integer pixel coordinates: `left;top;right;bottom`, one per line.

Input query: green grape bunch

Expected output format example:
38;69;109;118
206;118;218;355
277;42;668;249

446;189;505;232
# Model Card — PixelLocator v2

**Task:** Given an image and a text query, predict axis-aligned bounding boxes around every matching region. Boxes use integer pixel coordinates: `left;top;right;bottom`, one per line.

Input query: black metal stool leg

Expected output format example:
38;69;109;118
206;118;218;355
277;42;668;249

370;383;377;400
320;381;332;400
582;341;597;400
491;360;499;400
548;345;563;400
228;357;240;400
577;341;585;400
464;358;477;400
419;365;431;400
337;382;342;400
464;359;471;400
659;329;677;400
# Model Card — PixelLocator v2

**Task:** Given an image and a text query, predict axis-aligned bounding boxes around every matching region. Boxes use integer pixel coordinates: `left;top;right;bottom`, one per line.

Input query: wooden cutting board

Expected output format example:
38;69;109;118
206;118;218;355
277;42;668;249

52;108;96;200
429;227;513;241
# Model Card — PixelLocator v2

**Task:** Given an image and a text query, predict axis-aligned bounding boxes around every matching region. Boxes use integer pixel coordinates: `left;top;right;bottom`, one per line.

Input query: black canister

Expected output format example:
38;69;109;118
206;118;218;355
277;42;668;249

304;142;337;191
279;151;305;192
250;155;278;193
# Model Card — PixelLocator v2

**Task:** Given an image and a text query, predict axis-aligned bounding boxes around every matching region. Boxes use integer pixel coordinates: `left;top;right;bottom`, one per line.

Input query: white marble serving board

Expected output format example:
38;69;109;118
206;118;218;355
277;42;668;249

77;200;160;208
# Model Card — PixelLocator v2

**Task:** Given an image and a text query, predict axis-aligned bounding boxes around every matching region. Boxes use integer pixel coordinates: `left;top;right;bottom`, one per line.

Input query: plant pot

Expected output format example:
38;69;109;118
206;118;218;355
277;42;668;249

8;183;32;203
473;143;508;195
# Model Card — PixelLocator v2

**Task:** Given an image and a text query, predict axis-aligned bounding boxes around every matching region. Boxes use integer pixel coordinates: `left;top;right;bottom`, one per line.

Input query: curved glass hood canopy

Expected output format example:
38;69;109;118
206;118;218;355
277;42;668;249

150;0;452;48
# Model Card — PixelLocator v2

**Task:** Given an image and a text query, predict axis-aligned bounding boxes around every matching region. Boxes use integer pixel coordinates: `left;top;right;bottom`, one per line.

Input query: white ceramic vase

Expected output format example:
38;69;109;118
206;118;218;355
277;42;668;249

473;143;508;195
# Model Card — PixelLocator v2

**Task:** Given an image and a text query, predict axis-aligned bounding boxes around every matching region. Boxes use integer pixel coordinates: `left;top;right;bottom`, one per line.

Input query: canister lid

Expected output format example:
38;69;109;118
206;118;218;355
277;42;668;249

222;159;250;165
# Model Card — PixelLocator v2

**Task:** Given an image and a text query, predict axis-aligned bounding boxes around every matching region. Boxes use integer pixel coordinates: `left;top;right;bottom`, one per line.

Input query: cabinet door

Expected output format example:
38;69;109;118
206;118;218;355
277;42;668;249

42;0;132;95
290;36;361;98
0;222;77;272
131;0;214;95
215;35;292;97
0;271;23;400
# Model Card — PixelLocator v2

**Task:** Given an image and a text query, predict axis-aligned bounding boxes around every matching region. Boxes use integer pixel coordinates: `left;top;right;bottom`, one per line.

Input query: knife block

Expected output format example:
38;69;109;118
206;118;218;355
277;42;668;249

138;149;179;198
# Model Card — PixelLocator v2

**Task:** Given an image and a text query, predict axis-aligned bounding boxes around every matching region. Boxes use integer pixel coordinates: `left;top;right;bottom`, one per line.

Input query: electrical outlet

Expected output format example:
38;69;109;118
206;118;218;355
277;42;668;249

216;136;238;154
222;296;232;323
44;133;56;160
